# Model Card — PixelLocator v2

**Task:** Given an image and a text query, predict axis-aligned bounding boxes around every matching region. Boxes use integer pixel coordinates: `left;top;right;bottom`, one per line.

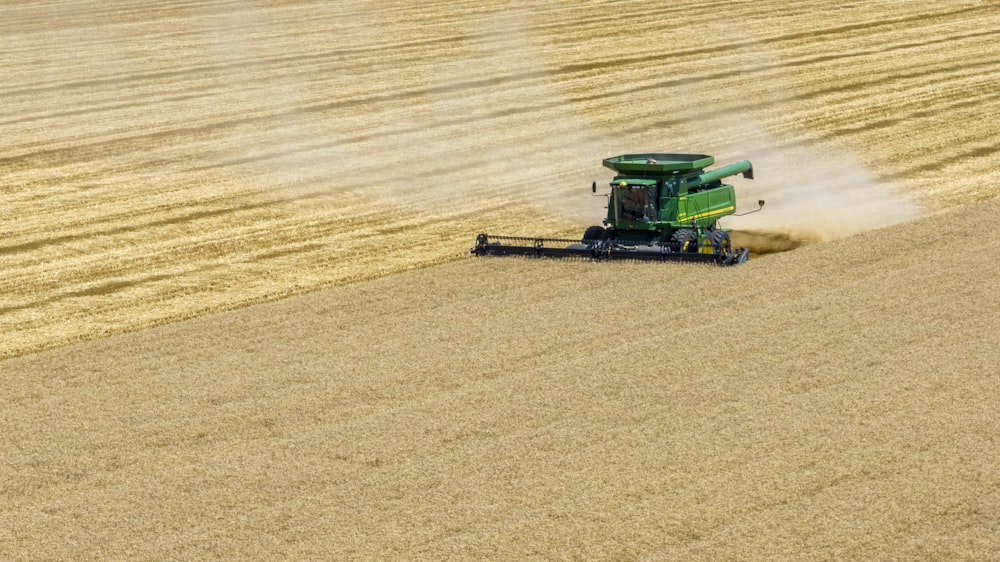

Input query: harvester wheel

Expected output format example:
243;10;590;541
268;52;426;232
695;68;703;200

582;225;606;242
670;229;696;252
708;230;732;255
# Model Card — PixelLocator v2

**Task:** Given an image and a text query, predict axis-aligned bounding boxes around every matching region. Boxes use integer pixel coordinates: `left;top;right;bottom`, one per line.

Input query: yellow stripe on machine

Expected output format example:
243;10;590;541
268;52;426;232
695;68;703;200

677;205;735;222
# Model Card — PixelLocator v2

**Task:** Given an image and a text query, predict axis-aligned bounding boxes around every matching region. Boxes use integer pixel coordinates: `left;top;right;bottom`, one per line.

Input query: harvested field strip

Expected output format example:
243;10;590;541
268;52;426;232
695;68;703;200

2;0;1000;361
0;192;577;357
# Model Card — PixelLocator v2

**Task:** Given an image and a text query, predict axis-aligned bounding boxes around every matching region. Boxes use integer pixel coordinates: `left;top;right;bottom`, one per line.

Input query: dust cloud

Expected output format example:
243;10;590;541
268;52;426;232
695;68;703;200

191;3;615;228
722;138;920;254
192;3;920;251
688;37;921;254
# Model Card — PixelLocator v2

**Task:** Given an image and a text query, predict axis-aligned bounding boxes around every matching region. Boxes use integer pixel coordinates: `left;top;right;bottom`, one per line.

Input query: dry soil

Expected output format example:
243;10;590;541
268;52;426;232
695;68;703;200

2;1;1000;560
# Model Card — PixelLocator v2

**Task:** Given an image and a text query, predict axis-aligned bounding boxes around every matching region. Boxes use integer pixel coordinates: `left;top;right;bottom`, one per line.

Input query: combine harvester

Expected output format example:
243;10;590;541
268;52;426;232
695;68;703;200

472;153;764;265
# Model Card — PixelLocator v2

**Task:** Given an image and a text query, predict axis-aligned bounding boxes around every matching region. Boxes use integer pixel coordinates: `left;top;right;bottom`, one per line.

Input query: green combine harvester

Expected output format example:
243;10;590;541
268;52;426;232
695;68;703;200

472;153;763;265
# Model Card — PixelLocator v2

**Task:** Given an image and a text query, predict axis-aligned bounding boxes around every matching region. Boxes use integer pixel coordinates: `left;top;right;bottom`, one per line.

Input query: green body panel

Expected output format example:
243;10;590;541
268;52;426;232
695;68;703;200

601;153;753;246
603;153;714;174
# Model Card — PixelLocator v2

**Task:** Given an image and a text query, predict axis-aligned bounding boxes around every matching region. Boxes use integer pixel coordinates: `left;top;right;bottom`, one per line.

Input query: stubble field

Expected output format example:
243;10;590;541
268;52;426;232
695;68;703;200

2;1;1000;559
4;0;1000;357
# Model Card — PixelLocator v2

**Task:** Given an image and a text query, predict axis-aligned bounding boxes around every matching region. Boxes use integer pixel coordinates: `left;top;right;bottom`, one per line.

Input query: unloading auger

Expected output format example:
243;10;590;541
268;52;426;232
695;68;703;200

471;153;763;265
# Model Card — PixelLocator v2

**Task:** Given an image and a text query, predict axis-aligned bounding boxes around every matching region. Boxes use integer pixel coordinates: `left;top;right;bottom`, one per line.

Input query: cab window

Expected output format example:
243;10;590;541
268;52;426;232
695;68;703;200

617;185;656;222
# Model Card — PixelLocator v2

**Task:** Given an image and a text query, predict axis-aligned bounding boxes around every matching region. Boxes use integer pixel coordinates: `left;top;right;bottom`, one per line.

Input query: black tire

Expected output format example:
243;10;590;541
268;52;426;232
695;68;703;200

582;225;606;242
670;228;696;252
708;230;732;256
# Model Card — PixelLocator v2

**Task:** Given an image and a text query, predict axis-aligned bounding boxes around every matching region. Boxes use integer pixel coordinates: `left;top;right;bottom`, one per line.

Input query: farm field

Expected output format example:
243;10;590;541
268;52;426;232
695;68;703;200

2;0;1000;559
3;199;1000;559
3;0;999;357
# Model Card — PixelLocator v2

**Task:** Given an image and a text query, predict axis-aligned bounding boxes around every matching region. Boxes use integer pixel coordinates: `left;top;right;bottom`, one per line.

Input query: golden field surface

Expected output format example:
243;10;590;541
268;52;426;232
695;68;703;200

4;204;1000;560
2;0;1000;559
4;0;1000;357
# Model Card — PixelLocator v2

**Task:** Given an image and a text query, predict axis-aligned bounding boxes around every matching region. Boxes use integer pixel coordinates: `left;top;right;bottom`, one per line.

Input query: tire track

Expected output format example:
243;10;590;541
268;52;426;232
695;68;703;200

8;23;995;168
619;56;1000;136
550;4;997;74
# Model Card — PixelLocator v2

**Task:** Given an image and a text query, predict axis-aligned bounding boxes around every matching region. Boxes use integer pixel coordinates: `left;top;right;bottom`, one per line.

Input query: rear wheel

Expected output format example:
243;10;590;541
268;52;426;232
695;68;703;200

582;225;606;242
670;228;696;252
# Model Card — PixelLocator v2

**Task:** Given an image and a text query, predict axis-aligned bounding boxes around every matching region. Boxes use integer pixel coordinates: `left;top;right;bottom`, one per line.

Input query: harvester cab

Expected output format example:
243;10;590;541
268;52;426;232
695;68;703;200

473;153;762;265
